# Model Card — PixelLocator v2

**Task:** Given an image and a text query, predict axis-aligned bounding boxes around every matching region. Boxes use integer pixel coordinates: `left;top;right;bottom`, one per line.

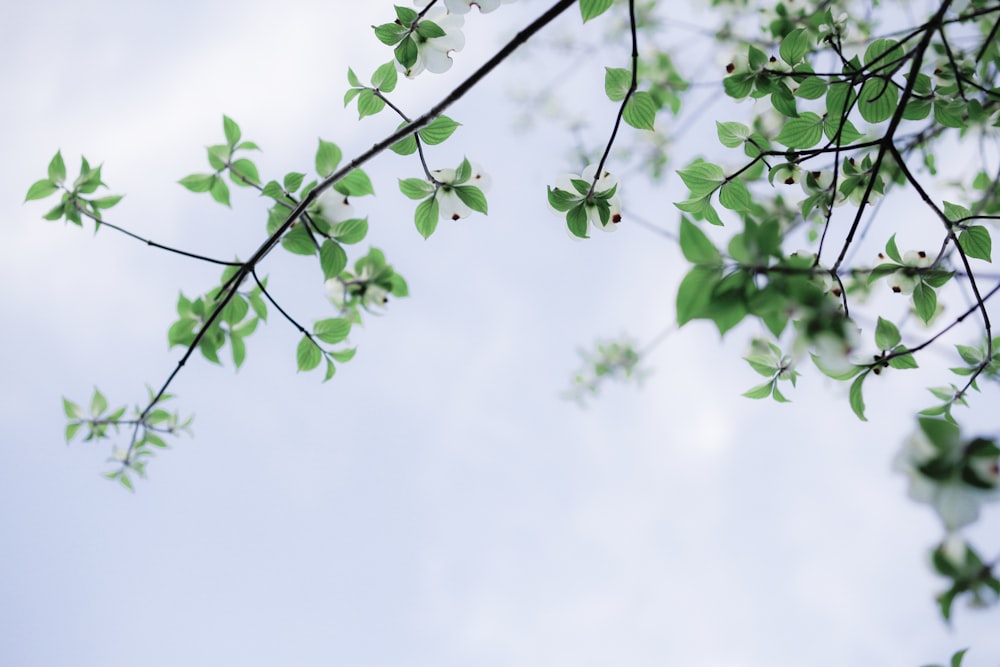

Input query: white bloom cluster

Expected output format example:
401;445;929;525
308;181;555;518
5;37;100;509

431;163;491;221
550;163;623;235
415;0;516;13
889;249;932;294
318;189;355;223
894;419;1000;530
399;11;465;78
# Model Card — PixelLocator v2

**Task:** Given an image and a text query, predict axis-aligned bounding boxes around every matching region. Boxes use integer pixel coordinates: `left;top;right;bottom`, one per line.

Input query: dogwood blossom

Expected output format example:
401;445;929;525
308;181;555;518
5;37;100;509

318;189;355;223
894;419;1000;530
551;163;622;233
431;163;490;221
398;11;465;78
889;249;933;294
415;0;516;13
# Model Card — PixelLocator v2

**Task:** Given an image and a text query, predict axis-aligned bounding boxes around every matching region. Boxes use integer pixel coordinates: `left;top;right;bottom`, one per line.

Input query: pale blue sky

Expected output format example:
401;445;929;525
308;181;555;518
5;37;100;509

1;1;998;665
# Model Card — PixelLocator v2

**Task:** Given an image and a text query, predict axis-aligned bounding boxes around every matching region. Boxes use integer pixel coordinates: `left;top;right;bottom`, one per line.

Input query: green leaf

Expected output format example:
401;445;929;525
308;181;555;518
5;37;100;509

323;358;336;382
419;115;461;145
222;294;249;326
679;217;721;265
604;67;632;102
743;381;775;399
547;186;579;212
887;347;918;369
65;422;82;443
395;37;418;70
48;151;66;184
719;178;751;212
566;204;588;238
795;76;827;100
394;5;418;25
623;91;657;131
333;169;375;197
231;332;246;369
92;195;123;209
296;336;322;372
913;282;937;324
210;177;231;207
320;240;348;280
314;318;351;344
347;67;361;88
919;416;961;450
281;225;317;255
415;197;439;239
454;185;488;214
343;87;362;107
373;22;408;46
90;388;108;417
330;347;357;363
849;372;868;421
580;0;614;21
178;173;215;193
676;265;722;325
357;89;386;118
63;397;83;419
959;226;991;262
315;139;342;178
371;61;398;92
857;77;898;124
332;218;369;245
716;121;750;148
864;38;903;69
677;161;726;196
42;203;65;220
223;115;241;147
283;172;305;193
885;234;902;263
454;158;472;184
415;19;446;39
229;158;260;186
875;317;901;350
25;179;58;201
935;99;966;128
400;178;435;200
779;29;810;65
206;145;229;171
776;111;823;148
390;133;418;156
951;648;969;667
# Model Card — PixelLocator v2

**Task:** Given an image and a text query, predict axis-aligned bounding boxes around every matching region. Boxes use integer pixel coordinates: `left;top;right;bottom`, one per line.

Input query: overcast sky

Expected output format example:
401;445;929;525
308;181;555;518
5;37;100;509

1;1;998;665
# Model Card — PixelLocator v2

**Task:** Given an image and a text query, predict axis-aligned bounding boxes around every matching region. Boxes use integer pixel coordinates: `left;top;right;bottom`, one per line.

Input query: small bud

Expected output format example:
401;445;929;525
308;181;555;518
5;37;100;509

726;63;736;73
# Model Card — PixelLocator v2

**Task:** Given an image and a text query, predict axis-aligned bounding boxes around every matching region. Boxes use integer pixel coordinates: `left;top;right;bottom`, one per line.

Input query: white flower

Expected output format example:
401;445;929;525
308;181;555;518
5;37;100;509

552;163;622;233
771;163;802;185
889;249;932;294
398;11;465;78
361;283;389;308
818;12;849;39
810;326;861;377
415;0;515;13
325;278;347;309
430;163;490;221
318;189;355;223
894;421;1000;530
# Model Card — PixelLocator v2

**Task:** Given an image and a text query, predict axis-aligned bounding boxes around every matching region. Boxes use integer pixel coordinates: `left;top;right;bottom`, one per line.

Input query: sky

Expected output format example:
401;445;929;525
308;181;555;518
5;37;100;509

1;1;998;665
